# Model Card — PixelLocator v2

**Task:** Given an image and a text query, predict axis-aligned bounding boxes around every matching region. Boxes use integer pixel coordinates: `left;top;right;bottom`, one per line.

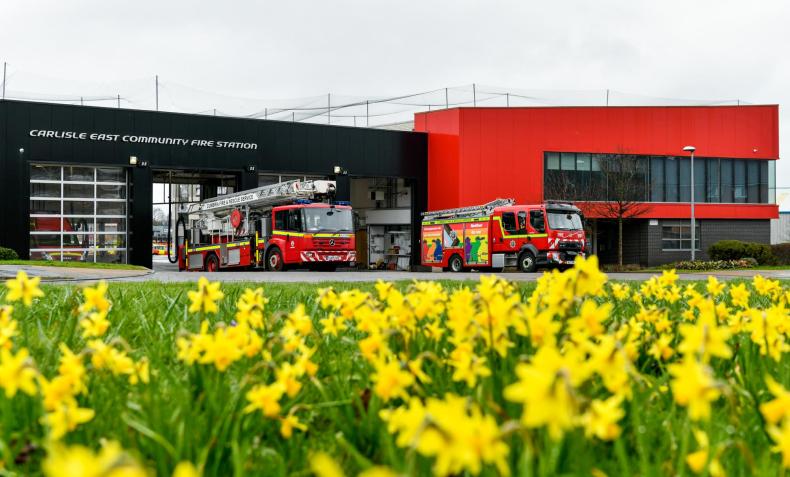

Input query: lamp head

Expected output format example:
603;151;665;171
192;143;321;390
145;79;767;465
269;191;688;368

683;146;696;153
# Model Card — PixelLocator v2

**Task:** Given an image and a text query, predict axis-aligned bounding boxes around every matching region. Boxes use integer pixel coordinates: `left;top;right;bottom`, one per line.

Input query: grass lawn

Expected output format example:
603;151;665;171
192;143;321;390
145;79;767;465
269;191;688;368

1;270;789;476
0;259;148;271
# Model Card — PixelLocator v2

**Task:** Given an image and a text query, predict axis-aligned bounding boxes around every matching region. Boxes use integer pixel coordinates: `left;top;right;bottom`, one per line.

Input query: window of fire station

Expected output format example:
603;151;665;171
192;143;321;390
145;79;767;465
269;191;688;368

544;152;772;205
30;165;127;263
661;221;701;251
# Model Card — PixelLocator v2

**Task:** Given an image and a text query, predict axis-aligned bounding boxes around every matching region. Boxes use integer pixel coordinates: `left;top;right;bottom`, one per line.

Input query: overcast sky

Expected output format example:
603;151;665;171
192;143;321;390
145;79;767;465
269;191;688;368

2;0;788;192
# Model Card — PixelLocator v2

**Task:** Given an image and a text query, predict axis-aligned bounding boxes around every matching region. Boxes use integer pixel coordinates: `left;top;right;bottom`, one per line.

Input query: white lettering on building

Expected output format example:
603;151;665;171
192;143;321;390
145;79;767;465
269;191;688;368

27;129;258;150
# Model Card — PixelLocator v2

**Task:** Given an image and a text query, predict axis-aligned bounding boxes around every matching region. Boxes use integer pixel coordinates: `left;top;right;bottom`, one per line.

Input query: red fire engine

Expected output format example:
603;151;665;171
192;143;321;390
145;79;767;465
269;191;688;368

178;179;356;272
420;199;587;272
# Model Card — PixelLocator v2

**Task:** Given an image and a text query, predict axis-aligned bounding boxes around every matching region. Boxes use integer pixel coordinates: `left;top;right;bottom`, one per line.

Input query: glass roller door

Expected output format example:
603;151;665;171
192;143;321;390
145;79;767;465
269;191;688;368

30;165;128;263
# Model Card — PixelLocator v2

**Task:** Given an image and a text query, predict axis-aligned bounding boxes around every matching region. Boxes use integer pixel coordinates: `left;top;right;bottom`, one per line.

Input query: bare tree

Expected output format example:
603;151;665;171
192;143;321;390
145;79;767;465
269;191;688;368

587;154;651;267
544;168;580;201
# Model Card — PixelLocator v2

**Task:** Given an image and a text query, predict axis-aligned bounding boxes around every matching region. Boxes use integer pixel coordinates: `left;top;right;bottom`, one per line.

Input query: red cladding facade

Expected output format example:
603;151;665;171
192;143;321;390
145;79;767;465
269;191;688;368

414;106;779;220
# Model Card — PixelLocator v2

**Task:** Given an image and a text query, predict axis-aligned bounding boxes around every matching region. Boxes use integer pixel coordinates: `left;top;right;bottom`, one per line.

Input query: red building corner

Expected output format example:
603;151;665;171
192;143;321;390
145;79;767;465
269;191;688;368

415;105;779;266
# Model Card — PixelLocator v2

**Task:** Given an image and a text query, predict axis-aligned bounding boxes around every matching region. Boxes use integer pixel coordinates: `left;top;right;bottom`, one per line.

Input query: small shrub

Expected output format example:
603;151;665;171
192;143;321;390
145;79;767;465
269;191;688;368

0;247;19;260
770;243;790;265
744;242;775;265
708;240;773;265
661;258;758;271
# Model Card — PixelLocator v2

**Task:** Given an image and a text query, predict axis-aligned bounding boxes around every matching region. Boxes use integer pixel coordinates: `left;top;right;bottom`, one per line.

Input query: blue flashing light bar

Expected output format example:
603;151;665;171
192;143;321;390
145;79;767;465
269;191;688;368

333;201;351;206
294;199;313;204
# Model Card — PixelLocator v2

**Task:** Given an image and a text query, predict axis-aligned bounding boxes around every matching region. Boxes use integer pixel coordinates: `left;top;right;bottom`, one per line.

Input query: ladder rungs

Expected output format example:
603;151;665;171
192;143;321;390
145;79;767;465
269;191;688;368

422;198;515;220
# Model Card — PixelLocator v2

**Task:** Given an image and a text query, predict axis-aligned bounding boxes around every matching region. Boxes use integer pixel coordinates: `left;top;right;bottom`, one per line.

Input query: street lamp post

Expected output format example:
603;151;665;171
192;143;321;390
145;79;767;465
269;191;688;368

683;145;696;261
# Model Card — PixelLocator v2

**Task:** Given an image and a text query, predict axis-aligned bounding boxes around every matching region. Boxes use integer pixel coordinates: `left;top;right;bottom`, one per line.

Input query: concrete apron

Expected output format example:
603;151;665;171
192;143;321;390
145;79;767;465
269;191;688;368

0;265;152;282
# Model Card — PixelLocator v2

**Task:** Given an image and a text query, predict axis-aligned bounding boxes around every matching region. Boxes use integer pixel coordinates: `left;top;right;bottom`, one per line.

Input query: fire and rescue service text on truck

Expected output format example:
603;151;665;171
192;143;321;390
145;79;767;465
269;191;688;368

177;179;356;272
421;199;586;272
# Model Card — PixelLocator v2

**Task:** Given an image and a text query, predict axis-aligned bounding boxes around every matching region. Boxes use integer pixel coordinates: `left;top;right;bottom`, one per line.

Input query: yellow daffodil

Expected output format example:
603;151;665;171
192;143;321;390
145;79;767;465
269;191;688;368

79;281;110;314
275;362;304;398
760;375;790;425
41;399;95;440
0;347;38;397
648;334;675;361
729;282;750;309
358;467;399;477
568;300;612;340
668;356;720;421
685;429;724;476
244;383;285;417
610;283;631;300
705;276;725;297
381;393;509;476
504;346;587;439
0;305;17;350
42;441;146;477
172;461;201;477
5;270;44;306
309;452;345;477
768;418;790;468
57;344;86;395
287;304;313;336
449;352;491;388
581;395;625;441
187;277;224;314
130;358;150;385
199;327;243;372
319;313;347;336
280;413;307;439
678;313;732;361
371;357;414;402
79;311;111;338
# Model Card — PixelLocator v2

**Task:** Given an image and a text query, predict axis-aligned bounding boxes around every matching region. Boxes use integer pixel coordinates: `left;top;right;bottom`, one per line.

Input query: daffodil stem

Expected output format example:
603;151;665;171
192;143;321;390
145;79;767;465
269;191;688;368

336;431;374;469
677;420;691;477
306;399;352;409
615;437;631;476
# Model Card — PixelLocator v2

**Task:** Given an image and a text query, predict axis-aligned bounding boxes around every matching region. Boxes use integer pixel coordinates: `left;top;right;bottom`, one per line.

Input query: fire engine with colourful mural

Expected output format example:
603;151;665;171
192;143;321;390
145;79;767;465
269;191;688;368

177;179;356;272
421;199;586;272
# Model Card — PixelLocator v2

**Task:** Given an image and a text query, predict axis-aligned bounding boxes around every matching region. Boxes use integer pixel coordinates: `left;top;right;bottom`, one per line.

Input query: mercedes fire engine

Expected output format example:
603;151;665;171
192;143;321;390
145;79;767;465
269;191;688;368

421;199;587;272
178;179;356;272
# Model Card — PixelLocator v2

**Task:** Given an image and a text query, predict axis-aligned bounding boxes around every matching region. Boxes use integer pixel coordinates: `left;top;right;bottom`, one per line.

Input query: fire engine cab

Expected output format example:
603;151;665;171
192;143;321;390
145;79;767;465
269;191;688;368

178;179;356;272
421;199;586;272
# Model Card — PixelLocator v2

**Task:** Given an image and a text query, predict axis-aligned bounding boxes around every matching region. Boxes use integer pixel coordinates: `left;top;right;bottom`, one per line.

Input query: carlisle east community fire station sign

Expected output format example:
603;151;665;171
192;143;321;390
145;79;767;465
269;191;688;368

28;129;258;149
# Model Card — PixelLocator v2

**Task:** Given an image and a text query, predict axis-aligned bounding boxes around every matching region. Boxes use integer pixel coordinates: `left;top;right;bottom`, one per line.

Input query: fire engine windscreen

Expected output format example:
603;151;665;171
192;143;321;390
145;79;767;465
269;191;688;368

547;211;583;231
302;208;353;233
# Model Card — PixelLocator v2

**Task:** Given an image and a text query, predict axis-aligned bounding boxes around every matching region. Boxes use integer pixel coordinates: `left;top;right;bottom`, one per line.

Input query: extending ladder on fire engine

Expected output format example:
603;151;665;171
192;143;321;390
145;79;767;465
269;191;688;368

421;198;515;221
188;179;336;215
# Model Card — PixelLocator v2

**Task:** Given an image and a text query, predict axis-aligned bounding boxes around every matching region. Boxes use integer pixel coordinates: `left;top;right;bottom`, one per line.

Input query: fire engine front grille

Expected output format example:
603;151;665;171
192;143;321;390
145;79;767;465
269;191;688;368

312;238;351;247
558;241;583;252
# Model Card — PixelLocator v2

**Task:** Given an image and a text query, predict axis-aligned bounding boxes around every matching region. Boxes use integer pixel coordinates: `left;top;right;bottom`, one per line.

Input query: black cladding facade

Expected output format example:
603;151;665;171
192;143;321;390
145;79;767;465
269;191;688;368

0;100;428;268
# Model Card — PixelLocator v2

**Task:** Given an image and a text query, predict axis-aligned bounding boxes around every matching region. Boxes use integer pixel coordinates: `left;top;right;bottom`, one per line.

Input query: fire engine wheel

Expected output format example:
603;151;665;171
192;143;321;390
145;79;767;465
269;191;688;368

266;248;284;272
518;251;537;273
447;254;464;273
205;254;220;273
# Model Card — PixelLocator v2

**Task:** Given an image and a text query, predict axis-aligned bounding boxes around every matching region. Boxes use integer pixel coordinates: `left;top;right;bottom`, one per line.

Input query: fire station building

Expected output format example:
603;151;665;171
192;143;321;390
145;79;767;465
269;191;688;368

415;105;779;266
0;99;780;269
0;99;426;269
